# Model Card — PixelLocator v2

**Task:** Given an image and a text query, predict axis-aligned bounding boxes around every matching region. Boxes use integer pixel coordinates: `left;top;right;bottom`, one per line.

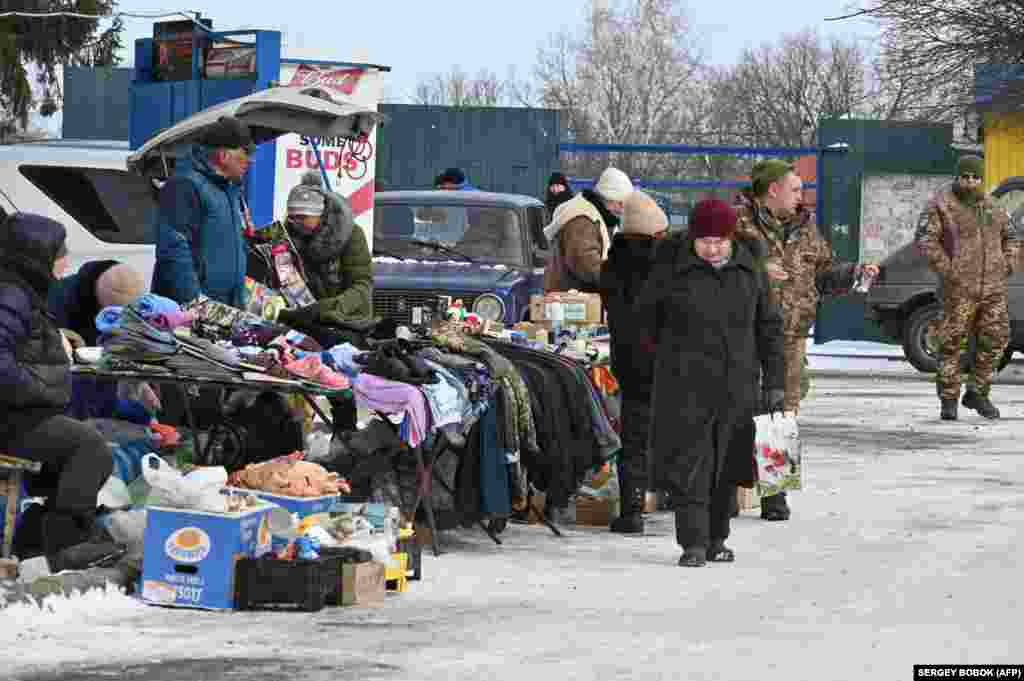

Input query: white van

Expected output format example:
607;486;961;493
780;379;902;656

0;139;157;286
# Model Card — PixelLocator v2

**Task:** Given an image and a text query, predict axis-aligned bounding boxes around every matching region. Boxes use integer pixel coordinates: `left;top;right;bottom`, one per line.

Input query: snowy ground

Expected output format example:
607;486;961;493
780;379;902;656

4;374;1023;680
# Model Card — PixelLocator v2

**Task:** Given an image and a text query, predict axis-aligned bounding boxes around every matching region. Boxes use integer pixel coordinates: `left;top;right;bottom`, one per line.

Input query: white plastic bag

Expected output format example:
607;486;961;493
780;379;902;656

141;453;228;513
753;413;802;497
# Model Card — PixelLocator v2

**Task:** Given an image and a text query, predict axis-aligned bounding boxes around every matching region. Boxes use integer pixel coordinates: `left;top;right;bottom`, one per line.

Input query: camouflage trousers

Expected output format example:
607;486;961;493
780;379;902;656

938;291;1009;400
783;334;806;412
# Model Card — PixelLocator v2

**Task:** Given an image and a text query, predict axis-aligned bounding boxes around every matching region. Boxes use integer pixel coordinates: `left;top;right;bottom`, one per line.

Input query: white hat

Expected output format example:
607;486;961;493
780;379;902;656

595;166;634;202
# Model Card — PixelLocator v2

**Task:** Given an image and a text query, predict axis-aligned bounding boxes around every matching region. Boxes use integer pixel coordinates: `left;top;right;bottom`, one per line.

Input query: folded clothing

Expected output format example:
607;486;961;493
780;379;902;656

173;327;243;368
355;342;439;385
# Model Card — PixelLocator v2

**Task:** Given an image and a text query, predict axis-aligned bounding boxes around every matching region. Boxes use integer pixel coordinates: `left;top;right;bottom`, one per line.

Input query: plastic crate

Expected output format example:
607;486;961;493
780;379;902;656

234;555;342;612
397;533;422;581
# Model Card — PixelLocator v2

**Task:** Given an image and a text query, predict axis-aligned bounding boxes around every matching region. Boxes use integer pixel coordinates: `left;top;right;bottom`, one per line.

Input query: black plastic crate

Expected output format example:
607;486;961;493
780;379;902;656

234;555;342;612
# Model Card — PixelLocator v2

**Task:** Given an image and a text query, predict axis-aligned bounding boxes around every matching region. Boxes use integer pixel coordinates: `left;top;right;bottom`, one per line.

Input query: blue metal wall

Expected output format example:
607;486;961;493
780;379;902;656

375;104;562;197
63;66;132;141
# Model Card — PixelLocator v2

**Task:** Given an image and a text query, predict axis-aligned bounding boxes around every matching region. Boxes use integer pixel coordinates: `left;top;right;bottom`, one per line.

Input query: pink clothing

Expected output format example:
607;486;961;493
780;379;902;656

353;373;430;447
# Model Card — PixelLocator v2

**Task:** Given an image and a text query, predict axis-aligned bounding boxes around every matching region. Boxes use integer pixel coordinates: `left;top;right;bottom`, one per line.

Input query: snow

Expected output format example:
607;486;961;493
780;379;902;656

4;375;1023;679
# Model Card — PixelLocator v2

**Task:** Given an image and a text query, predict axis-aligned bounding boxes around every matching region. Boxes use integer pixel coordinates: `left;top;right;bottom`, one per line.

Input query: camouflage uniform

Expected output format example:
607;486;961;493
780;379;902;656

916;188;1014;400
735;193;857;411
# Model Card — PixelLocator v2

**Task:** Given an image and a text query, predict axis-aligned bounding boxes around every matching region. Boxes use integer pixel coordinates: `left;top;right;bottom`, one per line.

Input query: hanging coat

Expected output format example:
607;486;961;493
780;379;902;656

642;237;784;497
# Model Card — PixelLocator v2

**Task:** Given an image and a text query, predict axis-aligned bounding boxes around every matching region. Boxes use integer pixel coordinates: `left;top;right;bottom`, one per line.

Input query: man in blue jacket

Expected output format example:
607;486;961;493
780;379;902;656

151;116;254;307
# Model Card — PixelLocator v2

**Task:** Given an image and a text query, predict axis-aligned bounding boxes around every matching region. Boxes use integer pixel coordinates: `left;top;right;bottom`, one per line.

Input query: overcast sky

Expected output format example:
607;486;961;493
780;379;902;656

111;0;876;100
32;0;877;134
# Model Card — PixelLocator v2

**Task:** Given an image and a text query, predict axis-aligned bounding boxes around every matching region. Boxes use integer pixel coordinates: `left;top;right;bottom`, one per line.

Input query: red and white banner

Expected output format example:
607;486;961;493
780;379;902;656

274;62;384;248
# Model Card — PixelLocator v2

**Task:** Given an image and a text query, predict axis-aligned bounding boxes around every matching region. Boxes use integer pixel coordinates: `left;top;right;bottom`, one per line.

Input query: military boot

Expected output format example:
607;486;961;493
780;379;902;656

940;399;958;421
962;391;1000;419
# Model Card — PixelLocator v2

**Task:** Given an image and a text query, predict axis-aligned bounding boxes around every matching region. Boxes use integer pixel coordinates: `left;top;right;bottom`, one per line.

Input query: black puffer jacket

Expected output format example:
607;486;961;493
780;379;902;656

599;233;661;399
0;213;73;440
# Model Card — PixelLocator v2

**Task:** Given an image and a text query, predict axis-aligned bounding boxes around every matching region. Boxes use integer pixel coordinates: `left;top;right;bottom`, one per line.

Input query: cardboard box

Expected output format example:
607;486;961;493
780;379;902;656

235;489;340;553
140;504;273;610
527;492;547;525
575;496;613;527
643;491;658;514
529;293;603;325
340;561;386;606
736;486;761;512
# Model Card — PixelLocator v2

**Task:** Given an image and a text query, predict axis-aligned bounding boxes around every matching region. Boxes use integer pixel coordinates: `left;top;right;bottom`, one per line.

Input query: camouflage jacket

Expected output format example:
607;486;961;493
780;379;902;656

734;193;857;336
915;188;1014;299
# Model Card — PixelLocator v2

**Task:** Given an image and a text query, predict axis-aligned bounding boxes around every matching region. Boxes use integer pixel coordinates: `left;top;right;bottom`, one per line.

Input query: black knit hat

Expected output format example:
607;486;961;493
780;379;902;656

199;116;255;152
438;167;467;186
547;172;570;188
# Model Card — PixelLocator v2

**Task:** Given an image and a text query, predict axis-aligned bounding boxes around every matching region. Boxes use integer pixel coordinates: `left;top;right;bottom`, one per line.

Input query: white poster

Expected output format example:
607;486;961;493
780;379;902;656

274;62;385;248
859;173;952;263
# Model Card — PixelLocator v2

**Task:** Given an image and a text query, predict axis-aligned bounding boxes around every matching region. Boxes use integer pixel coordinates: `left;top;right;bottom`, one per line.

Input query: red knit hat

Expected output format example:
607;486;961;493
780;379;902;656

689;199;737;239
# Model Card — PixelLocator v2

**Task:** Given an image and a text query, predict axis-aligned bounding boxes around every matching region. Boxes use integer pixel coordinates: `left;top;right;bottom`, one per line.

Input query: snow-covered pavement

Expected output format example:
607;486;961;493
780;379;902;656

4;375;1023;681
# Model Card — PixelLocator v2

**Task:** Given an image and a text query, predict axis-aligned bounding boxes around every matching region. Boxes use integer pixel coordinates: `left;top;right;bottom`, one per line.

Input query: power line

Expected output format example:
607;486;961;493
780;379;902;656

0;10;212;29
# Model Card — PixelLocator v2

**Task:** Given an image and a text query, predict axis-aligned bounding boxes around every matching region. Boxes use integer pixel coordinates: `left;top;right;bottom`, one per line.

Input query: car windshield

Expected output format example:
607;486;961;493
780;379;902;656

373;203;525;266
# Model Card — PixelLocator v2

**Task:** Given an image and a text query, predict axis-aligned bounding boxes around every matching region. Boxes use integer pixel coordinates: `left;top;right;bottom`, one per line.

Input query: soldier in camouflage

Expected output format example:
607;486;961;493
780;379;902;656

915;155;1014;421
734;159;873;521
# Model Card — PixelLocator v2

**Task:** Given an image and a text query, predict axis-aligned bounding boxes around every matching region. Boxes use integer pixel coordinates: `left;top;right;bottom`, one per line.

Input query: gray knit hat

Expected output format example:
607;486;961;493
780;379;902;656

287;173;326;217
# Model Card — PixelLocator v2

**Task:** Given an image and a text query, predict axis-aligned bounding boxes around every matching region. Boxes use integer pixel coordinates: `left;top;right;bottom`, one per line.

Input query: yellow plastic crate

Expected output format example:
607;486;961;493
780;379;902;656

385;552;408;593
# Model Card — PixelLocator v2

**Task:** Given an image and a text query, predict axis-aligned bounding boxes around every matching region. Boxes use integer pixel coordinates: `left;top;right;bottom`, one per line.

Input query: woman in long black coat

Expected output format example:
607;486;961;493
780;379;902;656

643;199;785;567
0;212;120;569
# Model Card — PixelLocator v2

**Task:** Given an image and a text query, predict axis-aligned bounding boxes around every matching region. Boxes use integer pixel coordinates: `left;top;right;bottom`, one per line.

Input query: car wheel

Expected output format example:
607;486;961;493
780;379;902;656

903;301;943;372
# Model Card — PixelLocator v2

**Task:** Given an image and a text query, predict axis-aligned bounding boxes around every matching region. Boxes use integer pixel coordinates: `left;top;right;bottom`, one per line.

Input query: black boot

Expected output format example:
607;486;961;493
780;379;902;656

42;511;125;573
708;539;736;563
962;391;1000;419
760;492;790;521
610;461;644;534
940;398;959;421
678;546;707;567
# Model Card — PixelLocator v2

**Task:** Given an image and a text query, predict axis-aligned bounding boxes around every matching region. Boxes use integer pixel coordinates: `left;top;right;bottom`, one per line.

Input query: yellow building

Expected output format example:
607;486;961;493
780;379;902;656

982;111;1024;194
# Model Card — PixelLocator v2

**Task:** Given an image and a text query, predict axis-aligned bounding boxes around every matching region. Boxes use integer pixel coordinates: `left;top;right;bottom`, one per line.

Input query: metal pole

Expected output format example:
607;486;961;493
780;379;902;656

308;138;333;192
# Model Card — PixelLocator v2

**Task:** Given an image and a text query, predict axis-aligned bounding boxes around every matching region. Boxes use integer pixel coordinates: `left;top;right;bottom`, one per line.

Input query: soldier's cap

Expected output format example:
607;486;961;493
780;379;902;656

751;159;795;196
956;155;984;178
199;116;256;153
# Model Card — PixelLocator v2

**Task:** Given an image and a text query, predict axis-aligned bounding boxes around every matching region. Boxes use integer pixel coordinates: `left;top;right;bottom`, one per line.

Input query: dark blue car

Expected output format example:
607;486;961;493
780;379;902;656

371;190;550;326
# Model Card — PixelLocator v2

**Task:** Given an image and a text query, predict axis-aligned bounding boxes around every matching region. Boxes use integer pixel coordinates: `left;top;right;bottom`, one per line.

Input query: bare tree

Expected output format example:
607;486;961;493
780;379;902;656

711;30;887;148
828;0;1024;131
533;0;709;178
412;66;510;107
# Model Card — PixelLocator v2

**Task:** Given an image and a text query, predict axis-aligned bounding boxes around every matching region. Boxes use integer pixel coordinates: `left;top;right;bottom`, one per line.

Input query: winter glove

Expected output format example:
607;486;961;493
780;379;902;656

764;388;786;415
276;304;319;329
61;328;86;350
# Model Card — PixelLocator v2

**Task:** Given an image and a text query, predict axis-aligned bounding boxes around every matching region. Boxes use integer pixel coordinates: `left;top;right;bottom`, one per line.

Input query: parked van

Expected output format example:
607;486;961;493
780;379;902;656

0;139;157;285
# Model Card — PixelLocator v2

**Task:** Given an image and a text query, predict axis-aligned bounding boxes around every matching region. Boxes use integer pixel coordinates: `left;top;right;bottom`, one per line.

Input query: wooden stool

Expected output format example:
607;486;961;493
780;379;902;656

0;455;42;558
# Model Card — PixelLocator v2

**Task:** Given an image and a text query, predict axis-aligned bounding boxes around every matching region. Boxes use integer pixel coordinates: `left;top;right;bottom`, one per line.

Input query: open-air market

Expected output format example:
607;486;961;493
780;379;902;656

2;1;1024;679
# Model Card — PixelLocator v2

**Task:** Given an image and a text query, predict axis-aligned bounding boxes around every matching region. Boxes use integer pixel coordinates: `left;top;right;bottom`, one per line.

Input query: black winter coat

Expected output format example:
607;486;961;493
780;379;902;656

642;237;784;495
0;215;73;441
599;233;660;400
47;259;118;346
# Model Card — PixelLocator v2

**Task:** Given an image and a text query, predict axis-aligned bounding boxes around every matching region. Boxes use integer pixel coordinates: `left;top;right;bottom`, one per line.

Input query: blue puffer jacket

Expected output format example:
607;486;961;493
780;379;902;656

151;145;248;307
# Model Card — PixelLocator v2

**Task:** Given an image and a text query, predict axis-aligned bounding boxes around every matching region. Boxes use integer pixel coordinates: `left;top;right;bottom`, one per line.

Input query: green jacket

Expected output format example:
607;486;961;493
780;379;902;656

251;190;374;324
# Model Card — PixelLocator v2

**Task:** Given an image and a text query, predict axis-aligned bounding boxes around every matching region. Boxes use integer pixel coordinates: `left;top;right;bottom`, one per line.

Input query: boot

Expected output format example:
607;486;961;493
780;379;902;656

678;546;707;567
962;391;1000;419
940;398;959;421
610;460;644;534
610;486;644;534
708;539;736;563
760;492;790;521
42;511;125;573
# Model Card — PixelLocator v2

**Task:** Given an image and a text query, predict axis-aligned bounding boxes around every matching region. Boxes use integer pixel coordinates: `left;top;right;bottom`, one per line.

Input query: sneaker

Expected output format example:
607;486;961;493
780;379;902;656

678;546;707;567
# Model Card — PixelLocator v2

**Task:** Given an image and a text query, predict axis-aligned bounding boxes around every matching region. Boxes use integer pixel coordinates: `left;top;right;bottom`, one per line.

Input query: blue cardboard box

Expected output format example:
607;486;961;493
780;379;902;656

335;498;389;529
244;490;340;518
140;503;273;610
231;490;340;553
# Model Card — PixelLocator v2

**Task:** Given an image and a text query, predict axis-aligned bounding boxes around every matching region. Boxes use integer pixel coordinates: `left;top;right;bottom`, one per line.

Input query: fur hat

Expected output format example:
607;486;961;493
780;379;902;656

623;191;668;236
595;167;634;202
95;264;145;308
956;155;984;178
690;199;737;240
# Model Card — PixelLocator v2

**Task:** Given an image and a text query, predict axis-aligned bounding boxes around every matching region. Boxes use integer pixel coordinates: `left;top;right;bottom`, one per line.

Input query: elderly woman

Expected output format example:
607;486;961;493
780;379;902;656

644;198;785;567
0;212;122;570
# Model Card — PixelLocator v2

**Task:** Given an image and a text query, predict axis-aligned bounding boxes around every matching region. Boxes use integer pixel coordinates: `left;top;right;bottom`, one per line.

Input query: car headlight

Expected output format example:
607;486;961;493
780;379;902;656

473;294;506;321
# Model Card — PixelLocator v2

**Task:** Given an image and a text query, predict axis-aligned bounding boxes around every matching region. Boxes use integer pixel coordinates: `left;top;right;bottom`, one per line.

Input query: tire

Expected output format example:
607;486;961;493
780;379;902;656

903;301;943;373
